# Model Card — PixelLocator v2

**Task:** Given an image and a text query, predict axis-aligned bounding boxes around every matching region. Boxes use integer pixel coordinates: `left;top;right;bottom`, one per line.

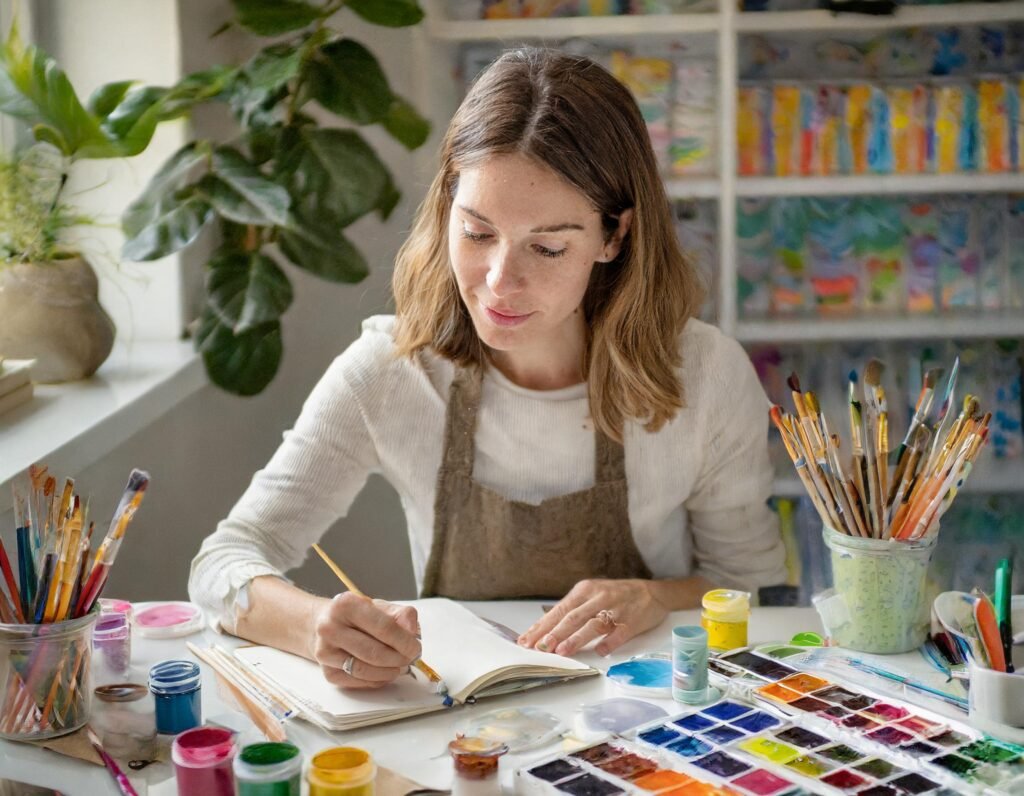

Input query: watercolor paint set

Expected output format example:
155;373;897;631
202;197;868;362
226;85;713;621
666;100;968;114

516;648;1024;795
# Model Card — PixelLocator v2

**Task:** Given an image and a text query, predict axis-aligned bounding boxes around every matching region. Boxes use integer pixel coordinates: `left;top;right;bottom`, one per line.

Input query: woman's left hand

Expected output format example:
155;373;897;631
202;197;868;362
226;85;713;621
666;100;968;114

517;579;669;657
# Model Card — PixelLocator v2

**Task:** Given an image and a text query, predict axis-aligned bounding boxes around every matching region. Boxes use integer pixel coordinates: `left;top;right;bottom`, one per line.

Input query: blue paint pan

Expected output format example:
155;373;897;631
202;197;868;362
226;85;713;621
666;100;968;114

605;654;672;698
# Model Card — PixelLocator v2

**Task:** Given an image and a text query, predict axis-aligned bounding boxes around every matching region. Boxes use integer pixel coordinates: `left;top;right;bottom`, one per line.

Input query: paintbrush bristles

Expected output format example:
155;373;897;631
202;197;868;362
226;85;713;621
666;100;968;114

772;360;985;543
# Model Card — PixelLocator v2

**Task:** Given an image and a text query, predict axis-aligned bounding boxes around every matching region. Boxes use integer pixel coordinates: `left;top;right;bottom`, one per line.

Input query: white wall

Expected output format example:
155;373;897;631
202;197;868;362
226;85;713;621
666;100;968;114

18;0;433;602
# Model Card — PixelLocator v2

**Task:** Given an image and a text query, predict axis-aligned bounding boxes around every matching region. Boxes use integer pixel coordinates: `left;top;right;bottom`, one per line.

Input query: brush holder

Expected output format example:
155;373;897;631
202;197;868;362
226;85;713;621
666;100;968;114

814;526;936;654
0;610;98;740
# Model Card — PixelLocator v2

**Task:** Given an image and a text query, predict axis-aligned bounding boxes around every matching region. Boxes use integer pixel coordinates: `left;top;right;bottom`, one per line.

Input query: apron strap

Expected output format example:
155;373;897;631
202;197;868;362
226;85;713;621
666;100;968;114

441;365;482;477
595;430;627;484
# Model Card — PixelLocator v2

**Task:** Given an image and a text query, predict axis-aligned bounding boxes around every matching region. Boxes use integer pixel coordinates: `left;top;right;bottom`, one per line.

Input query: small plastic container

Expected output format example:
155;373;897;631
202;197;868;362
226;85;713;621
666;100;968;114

93;611;131;682
0;609;98;740
448;736;509;796
307;746;376;796
172;726;237;796
701;589;750;652
815;526;936;654
672;625;709;704
92;683;157;762
149;659;202;734
234;741;303;796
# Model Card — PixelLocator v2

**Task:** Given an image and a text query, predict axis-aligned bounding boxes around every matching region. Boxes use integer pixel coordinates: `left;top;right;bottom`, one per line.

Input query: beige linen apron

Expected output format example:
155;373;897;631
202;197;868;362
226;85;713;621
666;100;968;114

421;366;652;599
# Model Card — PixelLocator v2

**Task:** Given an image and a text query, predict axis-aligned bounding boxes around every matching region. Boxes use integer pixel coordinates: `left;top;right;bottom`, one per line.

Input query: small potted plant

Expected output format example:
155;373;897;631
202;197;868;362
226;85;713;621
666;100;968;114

0;21;224;381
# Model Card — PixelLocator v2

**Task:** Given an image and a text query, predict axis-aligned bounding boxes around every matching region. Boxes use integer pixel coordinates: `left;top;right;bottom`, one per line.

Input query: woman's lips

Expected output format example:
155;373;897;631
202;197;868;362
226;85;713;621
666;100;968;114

484;306;532;327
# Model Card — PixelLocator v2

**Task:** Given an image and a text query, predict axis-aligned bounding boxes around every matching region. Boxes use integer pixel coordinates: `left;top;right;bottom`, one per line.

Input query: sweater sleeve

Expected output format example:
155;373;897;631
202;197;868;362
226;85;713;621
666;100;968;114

683;331;787;596
188;347;381;633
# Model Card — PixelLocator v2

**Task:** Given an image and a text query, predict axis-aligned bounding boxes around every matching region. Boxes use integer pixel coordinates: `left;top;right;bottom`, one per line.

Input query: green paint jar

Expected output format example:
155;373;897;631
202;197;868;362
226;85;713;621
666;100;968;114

233;741;302;796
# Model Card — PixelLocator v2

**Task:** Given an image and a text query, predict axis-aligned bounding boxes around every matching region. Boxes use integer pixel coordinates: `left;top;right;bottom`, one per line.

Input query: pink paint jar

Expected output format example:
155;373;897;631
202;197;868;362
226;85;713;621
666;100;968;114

172;726;237;796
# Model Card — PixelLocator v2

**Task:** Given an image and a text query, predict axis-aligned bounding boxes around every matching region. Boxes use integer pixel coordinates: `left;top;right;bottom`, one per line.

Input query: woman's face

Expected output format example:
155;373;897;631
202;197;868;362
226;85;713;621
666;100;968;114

448;153;629;375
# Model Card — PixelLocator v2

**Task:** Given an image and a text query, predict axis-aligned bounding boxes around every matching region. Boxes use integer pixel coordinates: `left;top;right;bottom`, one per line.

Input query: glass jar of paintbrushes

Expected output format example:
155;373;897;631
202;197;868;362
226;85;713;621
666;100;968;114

770;357;986;654
0;466;151;739
0;607;99;739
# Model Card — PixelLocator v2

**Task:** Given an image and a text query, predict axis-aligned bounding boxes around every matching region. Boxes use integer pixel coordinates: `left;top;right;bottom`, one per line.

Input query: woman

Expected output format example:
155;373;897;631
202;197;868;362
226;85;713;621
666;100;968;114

189;47;786;690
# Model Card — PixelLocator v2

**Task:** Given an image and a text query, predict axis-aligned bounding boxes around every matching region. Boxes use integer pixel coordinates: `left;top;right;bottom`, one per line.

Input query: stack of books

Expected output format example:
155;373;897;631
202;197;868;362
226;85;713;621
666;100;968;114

0;359;35;416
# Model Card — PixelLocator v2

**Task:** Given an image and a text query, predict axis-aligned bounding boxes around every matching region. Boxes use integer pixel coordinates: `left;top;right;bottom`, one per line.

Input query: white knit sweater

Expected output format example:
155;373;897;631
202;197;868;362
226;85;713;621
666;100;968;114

189;315;787;631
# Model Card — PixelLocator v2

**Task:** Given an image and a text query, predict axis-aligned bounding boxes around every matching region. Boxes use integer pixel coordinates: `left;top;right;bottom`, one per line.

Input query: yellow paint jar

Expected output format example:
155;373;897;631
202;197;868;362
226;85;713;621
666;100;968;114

307;746;376;796
701;589;750;652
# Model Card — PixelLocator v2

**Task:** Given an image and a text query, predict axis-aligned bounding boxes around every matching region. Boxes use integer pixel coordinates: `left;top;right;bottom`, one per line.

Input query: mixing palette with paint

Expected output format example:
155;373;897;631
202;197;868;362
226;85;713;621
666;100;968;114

516;649;1024;795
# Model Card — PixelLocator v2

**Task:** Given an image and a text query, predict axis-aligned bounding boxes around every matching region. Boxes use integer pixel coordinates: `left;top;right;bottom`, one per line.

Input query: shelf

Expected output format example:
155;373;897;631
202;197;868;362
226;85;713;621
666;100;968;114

426;13;719;41
737;311;1024;343
0;341;205;515
737;1;1024;33
773;455;1024;497
665;177;720;198
736;172;1024;197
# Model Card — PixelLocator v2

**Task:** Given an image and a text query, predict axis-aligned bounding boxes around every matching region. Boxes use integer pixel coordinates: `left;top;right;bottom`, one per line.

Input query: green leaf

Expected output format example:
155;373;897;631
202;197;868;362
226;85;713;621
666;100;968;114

123;142;210;238
279;222;369;284
87;80;135;119
0;21;113;157
376;176;401;221
99;85;169;156
277;127;392;228
231;0;323;36
121;192;213;261
210;146;291;227
206;250;293;332
244;44;303;93
196;306;282;396
346;0;424;27
382;94;429;150
306;39;392;124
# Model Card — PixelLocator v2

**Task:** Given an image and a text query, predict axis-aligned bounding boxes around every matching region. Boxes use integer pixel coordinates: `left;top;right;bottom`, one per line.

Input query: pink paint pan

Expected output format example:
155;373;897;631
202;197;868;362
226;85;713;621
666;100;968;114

133;601;205;638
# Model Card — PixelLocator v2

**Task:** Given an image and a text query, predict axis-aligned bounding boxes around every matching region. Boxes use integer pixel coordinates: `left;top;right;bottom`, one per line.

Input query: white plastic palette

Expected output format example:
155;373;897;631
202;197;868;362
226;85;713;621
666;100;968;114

132;601;205;639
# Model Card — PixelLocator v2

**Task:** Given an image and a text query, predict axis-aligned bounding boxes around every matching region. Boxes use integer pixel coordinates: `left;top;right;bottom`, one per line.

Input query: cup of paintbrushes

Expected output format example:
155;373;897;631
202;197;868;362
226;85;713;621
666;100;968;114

813;526;937;654
0;609;98;740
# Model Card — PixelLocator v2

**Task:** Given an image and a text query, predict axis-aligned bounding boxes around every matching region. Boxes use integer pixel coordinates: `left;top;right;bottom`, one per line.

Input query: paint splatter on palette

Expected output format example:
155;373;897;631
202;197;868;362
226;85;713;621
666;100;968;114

516;652;1024;796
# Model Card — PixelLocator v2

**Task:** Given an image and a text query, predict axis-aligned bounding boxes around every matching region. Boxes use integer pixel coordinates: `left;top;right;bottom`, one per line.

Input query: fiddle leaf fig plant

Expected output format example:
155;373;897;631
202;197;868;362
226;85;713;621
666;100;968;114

121;0;430;396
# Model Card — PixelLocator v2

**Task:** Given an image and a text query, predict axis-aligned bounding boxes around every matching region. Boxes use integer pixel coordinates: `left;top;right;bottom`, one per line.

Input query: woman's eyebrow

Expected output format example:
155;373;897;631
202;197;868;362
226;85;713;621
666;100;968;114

457;205;585;234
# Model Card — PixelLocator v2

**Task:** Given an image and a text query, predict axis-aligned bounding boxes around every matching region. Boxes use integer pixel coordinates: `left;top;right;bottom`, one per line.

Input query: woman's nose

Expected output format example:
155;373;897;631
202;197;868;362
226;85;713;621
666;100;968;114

485;247;525;297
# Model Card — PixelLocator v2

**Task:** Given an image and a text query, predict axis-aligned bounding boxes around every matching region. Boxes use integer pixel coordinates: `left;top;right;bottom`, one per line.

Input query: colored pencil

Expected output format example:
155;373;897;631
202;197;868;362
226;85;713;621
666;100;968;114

311;543;448;695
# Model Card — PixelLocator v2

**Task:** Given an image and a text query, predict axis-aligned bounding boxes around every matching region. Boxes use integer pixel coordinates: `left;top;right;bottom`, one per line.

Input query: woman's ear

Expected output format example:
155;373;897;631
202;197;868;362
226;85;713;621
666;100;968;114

600;209;634;262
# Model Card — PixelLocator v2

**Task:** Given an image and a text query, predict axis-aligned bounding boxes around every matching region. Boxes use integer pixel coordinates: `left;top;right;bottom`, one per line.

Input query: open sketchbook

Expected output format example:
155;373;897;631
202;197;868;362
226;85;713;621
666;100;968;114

233;598;598;732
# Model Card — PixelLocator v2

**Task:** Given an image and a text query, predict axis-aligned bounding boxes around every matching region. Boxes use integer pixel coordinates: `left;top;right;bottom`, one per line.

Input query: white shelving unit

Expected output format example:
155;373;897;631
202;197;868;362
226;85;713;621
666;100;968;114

413;1;1024;497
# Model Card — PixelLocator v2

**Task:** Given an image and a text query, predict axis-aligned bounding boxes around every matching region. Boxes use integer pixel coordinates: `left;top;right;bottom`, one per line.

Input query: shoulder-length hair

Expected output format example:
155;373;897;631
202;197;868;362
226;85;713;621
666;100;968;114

392;47;704;442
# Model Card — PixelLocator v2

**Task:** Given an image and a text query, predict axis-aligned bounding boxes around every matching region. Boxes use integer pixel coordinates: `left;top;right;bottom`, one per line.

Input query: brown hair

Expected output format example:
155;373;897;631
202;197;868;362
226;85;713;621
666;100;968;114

392;47;704;442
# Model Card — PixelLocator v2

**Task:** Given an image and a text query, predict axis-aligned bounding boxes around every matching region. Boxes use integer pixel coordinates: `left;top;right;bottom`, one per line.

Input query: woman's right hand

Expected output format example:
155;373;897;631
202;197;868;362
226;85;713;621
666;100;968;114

312;592;422;689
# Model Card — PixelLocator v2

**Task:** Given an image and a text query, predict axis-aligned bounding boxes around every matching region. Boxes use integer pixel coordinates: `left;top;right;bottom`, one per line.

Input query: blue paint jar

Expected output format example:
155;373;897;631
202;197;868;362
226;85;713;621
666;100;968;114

149;659;202;734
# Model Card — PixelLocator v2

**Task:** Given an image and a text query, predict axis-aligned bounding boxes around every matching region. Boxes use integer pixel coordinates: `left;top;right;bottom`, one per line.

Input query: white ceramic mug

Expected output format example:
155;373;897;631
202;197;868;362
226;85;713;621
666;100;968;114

967;596;1024;732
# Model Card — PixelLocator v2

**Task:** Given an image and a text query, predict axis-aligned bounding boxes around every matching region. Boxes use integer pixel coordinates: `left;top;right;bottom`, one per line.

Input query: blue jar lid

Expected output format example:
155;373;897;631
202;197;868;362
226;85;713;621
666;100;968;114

149;659;201;695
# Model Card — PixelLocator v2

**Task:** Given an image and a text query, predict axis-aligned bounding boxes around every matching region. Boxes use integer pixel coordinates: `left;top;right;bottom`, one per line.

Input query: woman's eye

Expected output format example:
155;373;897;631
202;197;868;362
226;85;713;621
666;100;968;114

533;245;566;259
461;228;491;242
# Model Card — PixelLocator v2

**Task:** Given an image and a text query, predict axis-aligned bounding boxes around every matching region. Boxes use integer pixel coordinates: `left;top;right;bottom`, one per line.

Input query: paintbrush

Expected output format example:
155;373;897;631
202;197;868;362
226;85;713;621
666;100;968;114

862;359;885;537
187;642;289;741
770;406;835;528
804;392;853;534
886;424;930;531
75;469;150;618
889;367;943;505
848;373;871;535
86;725;139;796
925;356;959;474
312;543;449;695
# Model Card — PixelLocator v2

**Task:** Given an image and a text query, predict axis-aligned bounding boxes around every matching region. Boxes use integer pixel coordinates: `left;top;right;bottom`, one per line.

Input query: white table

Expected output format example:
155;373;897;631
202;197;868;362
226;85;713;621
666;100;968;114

3;604;839;795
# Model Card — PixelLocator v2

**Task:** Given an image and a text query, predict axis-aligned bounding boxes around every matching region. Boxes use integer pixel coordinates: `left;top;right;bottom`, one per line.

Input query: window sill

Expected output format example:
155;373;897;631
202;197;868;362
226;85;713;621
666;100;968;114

0;341;205;514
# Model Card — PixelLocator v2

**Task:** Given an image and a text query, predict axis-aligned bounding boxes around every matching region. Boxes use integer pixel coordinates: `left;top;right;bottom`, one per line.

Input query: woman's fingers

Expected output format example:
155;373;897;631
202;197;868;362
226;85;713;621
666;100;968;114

518;589;593;651
321;659;405;689
553;614;617;656
327;593;422;662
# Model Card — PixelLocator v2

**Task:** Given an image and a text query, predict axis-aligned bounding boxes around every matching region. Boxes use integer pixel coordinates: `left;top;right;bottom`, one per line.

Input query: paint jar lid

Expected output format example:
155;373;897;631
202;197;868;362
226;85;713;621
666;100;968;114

149;659;201;694
94;683;150;703
133;601;204;638
234;741;303;783
701;590;751;622
94;612;130;640
308;747;376;788
171;726;237;768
